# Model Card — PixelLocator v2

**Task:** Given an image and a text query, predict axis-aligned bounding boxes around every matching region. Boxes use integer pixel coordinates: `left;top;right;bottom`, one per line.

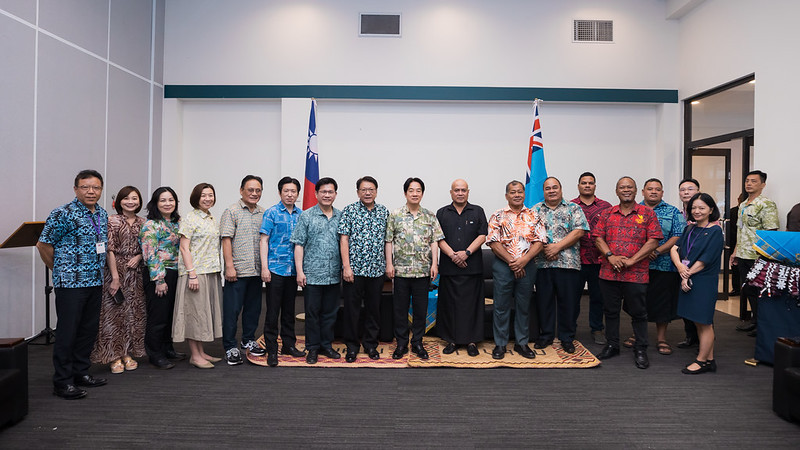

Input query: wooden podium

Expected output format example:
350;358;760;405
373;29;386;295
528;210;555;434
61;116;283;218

0;222;54;344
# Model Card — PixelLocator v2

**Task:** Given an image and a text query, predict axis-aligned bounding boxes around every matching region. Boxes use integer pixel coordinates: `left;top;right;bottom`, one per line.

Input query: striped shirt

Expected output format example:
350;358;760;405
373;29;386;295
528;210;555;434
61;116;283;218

220;200;266;277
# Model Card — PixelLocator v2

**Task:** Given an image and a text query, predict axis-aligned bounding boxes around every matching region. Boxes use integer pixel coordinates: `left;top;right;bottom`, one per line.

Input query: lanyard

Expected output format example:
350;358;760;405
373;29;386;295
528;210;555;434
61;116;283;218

684;224;708;257
86;211;103;241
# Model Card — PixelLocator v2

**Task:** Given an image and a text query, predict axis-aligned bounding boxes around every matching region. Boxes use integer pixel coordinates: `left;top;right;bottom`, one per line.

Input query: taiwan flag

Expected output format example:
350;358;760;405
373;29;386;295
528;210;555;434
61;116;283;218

524;99;548;208
303;99;319;209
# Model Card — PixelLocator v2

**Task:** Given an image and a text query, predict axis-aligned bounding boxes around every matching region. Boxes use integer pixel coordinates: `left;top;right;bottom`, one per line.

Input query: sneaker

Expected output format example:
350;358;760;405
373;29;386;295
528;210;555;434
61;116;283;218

592;330;607;345
241;340;266;356
225;348;243;366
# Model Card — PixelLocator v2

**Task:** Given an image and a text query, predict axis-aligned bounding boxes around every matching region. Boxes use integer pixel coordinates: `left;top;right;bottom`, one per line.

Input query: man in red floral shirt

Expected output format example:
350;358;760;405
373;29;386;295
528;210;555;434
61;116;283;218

593;177;662;369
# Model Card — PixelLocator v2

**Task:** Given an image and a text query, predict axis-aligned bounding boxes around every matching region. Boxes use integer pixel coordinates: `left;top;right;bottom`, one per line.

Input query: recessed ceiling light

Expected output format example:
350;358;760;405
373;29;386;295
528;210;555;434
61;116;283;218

691;100;700;105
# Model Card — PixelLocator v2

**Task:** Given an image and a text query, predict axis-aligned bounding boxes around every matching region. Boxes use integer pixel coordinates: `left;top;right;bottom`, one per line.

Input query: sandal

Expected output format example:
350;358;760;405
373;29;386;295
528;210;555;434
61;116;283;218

110;360;124;374
622;336;636;348
122;356;138;371
656;340;673;355
681;359;713;374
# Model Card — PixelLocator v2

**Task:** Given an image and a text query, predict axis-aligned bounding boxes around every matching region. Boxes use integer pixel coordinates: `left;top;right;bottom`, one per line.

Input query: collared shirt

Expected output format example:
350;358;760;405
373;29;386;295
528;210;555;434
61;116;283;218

178;209;221;275
140;218;180;284
39;198;108;288
338;201;389;277
260;202;302;277
735;195;780;260
642;200;686;272
533;199;589;270
486;206;547;260
571;196;612;265
436;202;488;276
290;205;342;285
220;199;266;277
386;205;444;278
593;203;663;283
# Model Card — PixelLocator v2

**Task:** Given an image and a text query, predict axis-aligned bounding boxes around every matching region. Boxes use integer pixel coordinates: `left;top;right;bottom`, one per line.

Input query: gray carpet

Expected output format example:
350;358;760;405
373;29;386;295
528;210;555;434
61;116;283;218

2;296;798;448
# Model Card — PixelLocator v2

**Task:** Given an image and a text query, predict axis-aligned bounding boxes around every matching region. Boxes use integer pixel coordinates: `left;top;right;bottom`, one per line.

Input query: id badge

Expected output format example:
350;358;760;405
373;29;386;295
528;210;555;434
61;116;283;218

96;242;106;254
681;259;690;266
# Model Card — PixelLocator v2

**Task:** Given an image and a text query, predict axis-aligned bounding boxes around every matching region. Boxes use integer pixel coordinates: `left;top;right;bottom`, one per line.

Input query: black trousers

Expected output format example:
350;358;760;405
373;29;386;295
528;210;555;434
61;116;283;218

263;273;299;353
599;280;649;351
53;286;102;387
393;276;430;347
342;275;383;352
144;269;178;362
738;258;758;324
535;268;582;343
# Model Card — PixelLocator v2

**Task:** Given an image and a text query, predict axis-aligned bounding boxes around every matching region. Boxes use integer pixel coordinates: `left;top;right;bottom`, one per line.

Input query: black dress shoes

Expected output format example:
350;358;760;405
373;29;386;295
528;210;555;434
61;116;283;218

736;322;757;332
492;345;506;360
597;345;620;360
267;352;279;367
514;344;536;359
747;329;757;337
392;346;409;359
319;347;341;359
281;346;306;357
533;339;553;350
345;352;358;363
467;343;479;357
442;342;457;354
634;349;649;369
676;336;699;349
411;344;429;360
306;349;318;364
367;348;380;360
54;384;87;400
166;350;187;361
562;340;576;354
74;374;108;388
151;358;175;370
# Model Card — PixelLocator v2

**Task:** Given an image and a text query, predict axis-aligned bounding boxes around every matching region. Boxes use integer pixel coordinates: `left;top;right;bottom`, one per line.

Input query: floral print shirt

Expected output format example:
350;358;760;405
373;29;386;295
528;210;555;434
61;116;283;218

338;201;389;278
178;209;221;276
386;205;444;278
140;218;180;284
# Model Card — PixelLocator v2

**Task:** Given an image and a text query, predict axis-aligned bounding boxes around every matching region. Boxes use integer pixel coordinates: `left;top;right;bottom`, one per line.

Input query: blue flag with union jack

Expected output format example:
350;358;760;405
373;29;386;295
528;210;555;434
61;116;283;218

524;99;548;208
303;99;319;209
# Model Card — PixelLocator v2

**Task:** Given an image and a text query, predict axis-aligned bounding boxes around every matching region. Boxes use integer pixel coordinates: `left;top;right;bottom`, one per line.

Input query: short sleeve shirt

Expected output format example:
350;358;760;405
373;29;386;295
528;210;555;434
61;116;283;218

735;195;780;260
644;200;686;272
593;203;663;283
290;205;342;285
38;198;108;288
533;199;589;270
386;205;444;278
486;206;547;260
220;200;266;277
436;202;488;276
338;201;389;278
260;202;302;277
178;209;221;275
571;196;612;265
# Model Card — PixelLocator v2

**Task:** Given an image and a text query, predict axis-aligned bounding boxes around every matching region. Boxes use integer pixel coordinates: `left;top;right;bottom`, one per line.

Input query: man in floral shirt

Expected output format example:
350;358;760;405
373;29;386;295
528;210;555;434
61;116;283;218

338;176;389;362
386;177;444;360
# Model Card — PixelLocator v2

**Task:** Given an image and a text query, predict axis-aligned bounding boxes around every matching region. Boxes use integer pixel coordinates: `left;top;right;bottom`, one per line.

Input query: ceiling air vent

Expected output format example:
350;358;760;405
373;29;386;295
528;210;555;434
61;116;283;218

573;19;613;43
360;13;401;37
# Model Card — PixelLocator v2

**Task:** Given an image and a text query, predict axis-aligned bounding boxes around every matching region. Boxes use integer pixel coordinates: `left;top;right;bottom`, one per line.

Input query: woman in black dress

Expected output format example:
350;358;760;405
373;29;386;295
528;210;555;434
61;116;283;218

670;193;724;374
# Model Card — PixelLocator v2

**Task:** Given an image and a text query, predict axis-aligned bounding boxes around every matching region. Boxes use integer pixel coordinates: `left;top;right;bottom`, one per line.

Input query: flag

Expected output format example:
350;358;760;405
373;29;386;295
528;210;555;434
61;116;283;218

524;99;548;208
303;99;319;209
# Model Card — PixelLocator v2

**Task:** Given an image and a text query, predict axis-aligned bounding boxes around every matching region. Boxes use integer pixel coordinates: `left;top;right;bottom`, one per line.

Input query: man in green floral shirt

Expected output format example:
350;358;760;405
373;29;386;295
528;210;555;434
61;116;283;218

386;177;444;360
731;170;779;333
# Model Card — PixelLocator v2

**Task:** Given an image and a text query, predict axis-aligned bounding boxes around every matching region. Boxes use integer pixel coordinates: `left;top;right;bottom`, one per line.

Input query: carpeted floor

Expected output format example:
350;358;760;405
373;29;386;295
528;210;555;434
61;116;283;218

1;295;798;448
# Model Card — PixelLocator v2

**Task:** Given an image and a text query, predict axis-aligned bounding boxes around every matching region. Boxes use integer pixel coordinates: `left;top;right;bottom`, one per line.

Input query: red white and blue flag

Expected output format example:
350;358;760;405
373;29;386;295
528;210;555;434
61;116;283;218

524;99;548;208
303;99;319;209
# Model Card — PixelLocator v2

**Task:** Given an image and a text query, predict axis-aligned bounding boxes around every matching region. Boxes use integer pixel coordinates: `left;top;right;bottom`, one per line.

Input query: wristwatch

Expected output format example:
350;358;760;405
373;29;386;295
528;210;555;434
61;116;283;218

465;250;472;256
605;251;613;257
653;249;661;256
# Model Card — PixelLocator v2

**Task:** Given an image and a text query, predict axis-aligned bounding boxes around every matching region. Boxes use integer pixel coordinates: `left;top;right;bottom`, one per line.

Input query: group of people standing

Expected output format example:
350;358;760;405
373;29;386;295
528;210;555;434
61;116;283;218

40;166;774;400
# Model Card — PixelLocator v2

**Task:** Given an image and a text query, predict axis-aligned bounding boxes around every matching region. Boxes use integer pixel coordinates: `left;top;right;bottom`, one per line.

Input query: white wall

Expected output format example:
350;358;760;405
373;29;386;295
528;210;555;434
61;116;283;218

678;0;800;224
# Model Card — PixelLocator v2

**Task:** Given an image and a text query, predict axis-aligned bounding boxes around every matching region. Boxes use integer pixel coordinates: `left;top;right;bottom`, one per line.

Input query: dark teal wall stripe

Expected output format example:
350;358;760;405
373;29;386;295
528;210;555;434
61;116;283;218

164;85;678;103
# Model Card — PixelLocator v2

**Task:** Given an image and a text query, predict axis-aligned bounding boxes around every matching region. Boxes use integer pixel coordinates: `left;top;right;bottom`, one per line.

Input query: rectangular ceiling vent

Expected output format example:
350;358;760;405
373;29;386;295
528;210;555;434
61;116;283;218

360;13;401;37
573;19;613;43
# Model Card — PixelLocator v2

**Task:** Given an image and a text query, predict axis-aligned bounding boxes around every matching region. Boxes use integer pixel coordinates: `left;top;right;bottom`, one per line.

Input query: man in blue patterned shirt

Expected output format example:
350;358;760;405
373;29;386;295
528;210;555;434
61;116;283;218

637;178;685;356
37;170;109;399
290;177;342;364
533;177;589;354
259;177;306;366
338;175;389;362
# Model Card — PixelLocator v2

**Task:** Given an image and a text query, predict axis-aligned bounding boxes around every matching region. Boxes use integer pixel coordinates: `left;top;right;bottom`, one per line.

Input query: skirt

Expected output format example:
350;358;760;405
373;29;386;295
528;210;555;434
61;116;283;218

172;272;223;342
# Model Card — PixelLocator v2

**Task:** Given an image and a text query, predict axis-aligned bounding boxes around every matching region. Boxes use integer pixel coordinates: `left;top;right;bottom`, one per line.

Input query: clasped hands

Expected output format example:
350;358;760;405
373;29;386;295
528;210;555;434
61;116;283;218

608;255;630;272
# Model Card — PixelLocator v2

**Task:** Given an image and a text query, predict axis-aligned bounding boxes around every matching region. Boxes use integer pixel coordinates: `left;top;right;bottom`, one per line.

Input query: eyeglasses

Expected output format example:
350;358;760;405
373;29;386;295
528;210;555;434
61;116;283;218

77;185;103;192
359;188;376;193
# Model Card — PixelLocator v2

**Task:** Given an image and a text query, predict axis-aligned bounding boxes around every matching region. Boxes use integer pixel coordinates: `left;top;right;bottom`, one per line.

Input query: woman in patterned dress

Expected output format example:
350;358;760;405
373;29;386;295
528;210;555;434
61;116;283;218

91;186;146;374
173;183;223;368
